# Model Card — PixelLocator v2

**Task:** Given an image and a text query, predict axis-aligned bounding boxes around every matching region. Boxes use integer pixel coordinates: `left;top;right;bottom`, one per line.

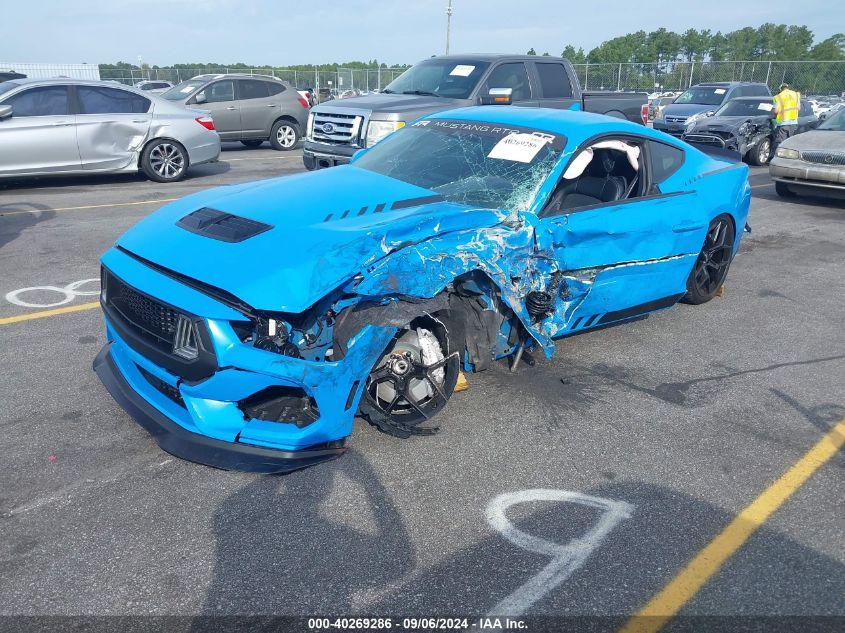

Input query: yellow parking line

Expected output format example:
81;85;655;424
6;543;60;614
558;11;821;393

0;301;101;326
751;182;773;189
619;417;845;633
0;198;179;217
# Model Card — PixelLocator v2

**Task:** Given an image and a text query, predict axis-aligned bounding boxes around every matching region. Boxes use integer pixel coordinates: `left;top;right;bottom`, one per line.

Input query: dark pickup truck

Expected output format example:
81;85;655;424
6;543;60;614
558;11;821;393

303;54;648;169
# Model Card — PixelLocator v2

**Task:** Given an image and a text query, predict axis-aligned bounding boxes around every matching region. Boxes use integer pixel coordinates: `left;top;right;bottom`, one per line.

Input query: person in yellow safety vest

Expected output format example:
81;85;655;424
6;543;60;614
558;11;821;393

772;82;801;149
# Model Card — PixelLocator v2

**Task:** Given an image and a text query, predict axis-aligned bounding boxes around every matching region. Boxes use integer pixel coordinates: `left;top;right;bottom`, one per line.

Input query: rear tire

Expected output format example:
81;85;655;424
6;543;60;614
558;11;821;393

746;138;771;166
682;215;735;305
269;120;300;151
359;317;460;439
140;139;188;183
240;139;264;148
775;181;797;198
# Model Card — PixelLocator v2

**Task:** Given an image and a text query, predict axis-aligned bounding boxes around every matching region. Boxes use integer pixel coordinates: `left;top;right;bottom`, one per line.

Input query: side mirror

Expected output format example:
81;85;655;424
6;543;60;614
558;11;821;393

0;105;12;120
480;87;513;106
194;92;207;104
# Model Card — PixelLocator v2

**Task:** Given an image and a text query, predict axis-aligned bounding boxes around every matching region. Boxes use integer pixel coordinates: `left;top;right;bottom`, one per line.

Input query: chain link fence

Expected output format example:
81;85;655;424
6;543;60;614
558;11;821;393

0;62;101;81
573;60;845;96
95;66;408;101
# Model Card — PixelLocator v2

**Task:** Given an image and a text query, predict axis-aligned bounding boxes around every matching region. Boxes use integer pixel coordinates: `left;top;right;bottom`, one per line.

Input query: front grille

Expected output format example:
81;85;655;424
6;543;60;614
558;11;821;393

684;133;727;147
104;270;180;349
310;111;362;145
665;115;688;124
137;365;184;407
800;151;845;166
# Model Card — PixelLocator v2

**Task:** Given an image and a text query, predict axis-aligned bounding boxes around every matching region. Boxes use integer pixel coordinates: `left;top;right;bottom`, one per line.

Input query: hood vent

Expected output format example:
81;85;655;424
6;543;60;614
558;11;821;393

177;207;272;243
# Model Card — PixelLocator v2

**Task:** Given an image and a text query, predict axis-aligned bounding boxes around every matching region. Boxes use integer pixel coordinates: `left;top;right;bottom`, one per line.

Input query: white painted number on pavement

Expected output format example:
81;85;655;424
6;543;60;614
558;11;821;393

5;278;100;308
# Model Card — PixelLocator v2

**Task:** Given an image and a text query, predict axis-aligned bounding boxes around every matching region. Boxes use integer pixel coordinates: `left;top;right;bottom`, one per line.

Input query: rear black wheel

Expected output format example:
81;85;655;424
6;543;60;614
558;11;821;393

683;215;735;305
359;319;460;438
240;139;264;148
775;181;797;197
140;139;188;183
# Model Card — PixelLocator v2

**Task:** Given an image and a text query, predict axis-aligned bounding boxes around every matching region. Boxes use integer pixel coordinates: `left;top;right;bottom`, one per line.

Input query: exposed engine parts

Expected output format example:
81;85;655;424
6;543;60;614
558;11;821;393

525;290;554;321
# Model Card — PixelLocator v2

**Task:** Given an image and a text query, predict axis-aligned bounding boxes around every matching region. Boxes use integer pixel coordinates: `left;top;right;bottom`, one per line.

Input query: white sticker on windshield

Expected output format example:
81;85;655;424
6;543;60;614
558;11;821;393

488;132;554;163
757;102;773;111
450;65;475;77
714;88;726;94
180;86;195;93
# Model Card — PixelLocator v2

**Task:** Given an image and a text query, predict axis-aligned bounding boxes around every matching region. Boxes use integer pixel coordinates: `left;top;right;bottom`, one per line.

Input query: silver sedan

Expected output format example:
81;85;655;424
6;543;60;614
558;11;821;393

770;107;845;199
0;78;220;183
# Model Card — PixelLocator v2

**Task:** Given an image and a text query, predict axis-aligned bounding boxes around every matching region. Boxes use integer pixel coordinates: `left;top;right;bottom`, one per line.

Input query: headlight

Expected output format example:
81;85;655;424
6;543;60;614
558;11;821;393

306;112;314;139
738;122;751;135
776;147;799;159
366;120;404;147
685;110;713;129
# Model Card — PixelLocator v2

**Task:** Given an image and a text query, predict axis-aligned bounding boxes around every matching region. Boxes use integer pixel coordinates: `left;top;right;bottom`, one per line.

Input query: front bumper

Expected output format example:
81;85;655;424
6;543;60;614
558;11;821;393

303;139;358;169
94;345;345;473
95;247;395;472
652;120;685;137
770;157;845;191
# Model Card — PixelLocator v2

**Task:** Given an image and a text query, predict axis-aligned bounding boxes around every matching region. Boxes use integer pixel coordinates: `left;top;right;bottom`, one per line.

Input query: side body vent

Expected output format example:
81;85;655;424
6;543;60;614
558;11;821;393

177;207;272;243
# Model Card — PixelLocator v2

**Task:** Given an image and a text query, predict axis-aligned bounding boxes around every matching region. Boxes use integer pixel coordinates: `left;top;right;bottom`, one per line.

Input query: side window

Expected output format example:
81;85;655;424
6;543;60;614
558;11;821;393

239;79;270;100
732;86;746;98
77;86;150;114
535;62;572;98
543;139;644;215
266;81;285;96
4;86;69;116
799;101;813;117
198;80;235;103
648;140;684;189
751;85;771;97
485;63;532;101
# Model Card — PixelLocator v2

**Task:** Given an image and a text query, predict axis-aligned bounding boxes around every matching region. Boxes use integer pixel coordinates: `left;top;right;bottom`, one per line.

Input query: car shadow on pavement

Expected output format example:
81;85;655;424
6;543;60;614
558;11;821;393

199;460;844;629
0;202;56;250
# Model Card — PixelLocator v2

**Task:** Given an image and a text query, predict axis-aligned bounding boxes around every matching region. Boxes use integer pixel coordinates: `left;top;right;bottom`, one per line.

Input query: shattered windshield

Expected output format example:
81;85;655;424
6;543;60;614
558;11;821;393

354;118;565;211
382;60;490;99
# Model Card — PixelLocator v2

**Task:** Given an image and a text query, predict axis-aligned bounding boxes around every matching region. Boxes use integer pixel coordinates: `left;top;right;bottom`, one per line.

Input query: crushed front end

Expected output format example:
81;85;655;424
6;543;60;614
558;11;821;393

93;247;395;473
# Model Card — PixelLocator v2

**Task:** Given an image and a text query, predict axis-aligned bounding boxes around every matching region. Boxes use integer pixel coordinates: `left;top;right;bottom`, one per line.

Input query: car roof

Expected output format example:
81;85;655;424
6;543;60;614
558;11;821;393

730;96;772;101
426;106;672;148
189;73;285;81
428;53;568;63
693;81;767;88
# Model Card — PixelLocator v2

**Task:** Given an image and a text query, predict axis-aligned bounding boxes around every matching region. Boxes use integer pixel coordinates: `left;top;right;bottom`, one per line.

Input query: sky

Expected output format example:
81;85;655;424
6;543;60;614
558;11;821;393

1;0;842;67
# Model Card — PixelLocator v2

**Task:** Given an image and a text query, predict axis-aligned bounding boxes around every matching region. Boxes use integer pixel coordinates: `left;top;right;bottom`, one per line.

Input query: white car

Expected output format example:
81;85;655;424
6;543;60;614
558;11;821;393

134;80;174;94
0;78;220;182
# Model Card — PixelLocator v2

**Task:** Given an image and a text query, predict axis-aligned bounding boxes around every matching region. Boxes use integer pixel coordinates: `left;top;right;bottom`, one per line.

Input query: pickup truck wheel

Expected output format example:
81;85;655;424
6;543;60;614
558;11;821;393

682;214;735;305
360;321;460;439
270;120;300;151
747;138;771;166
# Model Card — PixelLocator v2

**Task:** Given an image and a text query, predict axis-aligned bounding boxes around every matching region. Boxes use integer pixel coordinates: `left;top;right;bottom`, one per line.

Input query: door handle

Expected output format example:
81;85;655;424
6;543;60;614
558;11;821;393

266;104;277;107
672;223;705;233
52;121;72;126
226;106;237;110
132;119;148;123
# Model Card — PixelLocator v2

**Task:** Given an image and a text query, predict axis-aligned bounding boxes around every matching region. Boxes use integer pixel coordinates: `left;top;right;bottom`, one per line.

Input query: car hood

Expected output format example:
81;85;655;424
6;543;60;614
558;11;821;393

116;166;505;313
780;129;845;151
663;103;719;118
689;115;769;133
317;92;467;116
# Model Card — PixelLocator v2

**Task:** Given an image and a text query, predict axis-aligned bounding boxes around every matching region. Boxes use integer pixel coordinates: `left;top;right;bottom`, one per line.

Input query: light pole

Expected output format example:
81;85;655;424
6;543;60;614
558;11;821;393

445;0;453;55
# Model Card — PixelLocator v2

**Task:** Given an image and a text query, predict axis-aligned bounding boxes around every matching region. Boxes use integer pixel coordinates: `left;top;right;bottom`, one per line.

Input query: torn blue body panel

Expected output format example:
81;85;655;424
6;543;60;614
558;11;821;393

95;106;750;472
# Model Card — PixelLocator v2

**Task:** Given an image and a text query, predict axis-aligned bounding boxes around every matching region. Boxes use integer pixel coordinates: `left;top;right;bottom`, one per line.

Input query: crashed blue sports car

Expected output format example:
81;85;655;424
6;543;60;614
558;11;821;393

94;107;750;473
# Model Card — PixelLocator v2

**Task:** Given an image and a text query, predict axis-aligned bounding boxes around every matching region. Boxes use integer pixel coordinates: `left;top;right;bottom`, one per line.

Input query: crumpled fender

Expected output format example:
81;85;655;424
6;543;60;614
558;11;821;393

353;216;559;357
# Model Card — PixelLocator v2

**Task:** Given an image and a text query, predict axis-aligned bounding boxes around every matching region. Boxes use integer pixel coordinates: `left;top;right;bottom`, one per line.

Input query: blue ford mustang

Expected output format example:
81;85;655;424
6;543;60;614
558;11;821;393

94;107;751;473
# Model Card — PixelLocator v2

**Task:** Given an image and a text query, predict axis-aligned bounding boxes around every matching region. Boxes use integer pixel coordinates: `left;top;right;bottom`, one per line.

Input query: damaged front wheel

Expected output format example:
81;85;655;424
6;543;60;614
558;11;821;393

359;319;460;439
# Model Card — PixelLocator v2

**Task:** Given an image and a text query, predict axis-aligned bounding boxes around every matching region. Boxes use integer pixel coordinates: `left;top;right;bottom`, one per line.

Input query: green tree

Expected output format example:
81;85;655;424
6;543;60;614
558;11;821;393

527;48;537;55
561;45;586;63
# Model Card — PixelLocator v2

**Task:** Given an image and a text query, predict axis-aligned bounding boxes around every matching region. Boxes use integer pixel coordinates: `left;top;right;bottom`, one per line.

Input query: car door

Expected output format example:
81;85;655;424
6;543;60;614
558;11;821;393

237;79;275;137
481;62;539;107
75;85;152;171
530;61;579;109
538;138;706;332
192;80;240;139
0;84;81;175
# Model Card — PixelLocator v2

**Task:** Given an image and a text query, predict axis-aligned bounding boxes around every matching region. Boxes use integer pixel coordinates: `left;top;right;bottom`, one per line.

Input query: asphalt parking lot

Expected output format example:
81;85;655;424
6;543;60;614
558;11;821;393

1;145;843;628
